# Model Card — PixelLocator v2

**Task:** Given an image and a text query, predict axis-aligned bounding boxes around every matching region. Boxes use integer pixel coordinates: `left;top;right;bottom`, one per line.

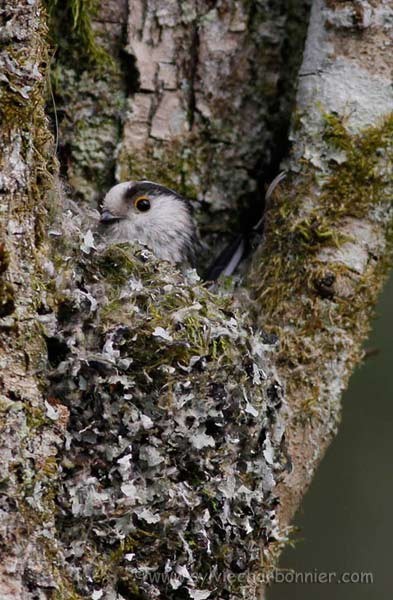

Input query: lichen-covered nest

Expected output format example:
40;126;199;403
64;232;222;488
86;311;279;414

42;215;288;598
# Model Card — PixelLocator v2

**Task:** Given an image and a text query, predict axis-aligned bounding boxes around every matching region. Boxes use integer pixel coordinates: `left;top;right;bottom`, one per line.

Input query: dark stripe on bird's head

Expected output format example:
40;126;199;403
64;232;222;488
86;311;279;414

124;181;180;201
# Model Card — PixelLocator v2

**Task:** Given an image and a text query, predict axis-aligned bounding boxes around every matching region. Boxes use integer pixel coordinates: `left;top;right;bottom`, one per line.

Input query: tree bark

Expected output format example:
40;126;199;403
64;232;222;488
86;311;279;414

0;1;392;599
0;1;69;597
251;0;393;537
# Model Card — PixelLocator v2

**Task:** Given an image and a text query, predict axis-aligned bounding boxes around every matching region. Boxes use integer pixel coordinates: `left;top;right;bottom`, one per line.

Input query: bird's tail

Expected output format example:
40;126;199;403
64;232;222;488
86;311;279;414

204;171;286;282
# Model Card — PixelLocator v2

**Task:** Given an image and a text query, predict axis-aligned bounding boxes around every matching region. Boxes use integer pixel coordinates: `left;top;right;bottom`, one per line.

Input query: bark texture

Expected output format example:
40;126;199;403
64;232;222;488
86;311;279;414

118;0;310;258
251;0;393;534
49;0;311;260
46;0;129;202
0;1;68;597
0;1;392;600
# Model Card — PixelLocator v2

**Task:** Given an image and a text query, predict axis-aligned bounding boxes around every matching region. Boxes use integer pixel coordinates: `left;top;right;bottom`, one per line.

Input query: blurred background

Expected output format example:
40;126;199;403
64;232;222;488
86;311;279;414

269;273;393;600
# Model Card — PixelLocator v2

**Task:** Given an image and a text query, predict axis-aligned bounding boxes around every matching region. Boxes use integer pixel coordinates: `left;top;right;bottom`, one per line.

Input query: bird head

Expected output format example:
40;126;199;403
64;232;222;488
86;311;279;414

100;181;197;265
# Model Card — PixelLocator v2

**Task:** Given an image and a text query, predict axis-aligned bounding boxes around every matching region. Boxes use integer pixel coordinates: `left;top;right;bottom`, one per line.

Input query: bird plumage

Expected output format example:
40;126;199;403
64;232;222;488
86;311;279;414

99;173;286;279
100;181;198;265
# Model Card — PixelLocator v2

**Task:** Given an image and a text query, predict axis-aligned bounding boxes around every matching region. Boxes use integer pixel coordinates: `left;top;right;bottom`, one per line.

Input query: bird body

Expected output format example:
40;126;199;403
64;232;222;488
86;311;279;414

100;173;286;278
100;181;198;265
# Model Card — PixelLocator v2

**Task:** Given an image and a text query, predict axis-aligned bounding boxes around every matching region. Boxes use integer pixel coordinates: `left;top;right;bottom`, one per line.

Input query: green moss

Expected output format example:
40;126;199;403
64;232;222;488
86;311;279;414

323;112;393;219
117;137;202;201
94;245;141;296
251;113;393;403
323;113;353;152
44;0;126;201
93;534;147;594
38;534;84;600
25;405;49;430
45;0;112;69
109;537;136;564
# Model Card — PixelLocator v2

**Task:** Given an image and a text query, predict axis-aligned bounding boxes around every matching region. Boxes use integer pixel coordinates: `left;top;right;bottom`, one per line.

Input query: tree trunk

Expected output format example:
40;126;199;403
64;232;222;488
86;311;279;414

0;1;70;597
252;0;393;535
0;1;392;599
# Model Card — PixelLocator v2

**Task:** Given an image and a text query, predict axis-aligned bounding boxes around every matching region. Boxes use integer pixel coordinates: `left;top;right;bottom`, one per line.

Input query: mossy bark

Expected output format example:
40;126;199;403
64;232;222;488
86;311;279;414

0;1;392;600
117;0;312;260
45;0;129;203
48;0;311;261
0;1;74;597
250;0;393;557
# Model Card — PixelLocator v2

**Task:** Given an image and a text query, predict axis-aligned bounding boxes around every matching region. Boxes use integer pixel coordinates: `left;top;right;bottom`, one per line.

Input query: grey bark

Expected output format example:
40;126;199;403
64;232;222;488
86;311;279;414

252;0;393;534
0;1;392;599
0;1;69;597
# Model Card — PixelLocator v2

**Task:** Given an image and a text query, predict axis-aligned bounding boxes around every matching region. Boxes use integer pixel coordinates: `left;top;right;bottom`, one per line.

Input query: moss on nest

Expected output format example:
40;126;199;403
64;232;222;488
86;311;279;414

43;230;286;597
90;244;245;375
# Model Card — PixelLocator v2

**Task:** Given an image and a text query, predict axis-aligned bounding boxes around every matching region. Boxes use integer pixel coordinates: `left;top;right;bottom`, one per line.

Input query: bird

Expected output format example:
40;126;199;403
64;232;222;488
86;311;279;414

99;173;286;279
99;180;199;266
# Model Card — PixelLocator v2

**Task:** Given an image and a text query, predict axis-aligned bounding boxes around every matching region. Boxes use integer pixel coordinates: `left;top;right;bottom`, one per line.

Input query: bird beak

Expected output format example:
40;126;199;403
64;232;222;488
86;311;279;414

100;209;123;224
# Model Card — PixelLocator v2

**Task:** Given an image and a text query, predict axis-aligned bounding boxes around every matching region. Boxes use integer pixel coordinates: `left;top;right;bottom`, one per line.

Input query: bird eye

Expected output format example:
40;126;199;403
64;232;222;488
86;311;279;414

134;196;151;212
